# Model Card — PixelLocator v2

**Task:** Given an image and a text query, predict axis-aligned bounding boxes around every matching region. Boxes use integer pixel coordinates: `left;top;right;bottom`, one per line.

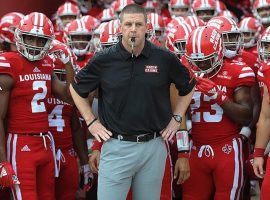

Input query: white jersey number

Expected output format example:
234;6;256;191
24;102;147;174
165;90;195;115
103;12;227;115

191;91;223;123
31;81;47;113
48;105;65;132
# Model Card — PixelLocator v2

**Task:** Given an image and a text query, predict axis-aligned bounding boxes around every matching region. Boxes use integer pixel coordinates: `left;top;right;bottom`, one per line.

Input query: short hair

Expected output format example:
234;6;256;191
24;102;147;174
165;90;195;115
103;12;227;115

119;4;147;23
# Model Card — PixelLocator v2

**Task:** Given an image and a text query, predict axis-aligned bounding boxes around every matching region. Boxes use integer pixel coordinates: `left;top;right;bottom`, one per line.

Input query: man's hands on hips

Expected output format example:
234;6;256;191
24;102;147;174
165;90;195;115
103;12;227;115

174;157;190;184
161;117;181;141
0;162;20;187
88;120;112;142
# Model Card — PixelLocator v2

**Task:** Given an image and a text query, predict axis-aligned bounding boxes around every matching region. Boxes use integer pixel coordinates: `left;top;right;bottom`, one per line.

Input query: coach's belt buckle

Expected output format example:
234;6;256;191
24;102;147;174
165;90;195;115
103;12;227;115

136;134;149;143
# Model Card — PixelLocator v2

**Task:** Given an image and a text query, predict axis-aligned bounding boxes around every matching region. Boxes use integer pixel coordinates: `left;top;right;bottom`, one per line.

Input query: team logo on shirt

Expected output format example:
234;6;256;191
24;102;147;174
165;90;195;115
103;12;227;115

222;144;232;154
145;65;159;73
217;71;232;80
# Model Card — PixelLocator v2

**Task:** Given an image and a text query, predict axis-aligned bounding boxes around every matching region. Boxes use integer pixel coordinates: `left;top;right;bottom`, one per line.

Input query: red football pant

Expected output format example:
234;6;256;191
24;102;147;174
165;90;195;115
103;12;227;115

7;133;55;200
55;148;79;200
182;138;244;200
261;156;270;200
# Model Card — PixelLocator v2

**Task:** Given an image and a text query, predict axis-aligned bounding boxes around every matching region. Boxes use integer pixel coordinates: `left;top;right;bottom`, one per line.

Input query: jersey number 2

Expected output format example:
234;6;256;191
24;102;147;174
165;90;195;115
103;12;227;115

31;81;47;113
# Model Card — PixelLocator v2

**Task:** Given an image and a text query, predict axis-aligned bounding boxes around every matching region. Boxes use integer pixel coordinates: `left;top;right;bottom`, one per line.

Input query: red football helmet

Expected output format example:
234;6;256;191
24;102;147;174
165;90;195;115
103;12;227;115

216;0;227;14
142;0;158;13
185;26;224;78
146;19;155;40
100;19;120;49
15;12;54;61
191;0;217;22
80;15;100;30
114;0;134;16
166;16;185;35
98;8;116;22
207;16;243;58
74;0;93;14
147;13;165;40
65;18;93;56
258;31;270;62
0;12;24;44
239;17;262;48
56;2;81;30
184;16;205;29
168;21;193;57
168;0;191;17
92;22;108;52
218;10;238;23
253;0;270;25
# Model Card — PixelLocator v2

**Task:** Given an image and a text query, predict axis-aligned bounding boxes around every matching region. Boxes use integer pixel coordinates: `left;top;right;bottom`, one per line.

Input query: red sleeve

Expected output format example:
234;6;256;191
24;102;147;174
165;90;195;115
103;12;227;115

233;64;255;87
0;53;17;81
92;140;103;151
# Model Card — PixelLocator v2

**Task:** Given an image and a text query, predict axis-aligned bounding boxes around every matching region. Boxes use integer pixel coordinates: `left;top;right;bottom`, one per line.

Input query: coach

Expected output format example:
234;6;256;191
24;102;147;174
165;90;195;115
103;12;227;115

70;3;195;200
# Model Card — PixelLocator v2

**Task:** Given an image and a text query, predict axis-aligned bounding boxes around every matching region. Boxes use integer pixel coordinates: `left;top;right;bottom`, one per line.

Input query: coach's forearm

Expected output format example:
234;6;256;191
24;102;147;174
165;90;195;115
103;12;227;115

173;87;195;117
70;84;96;125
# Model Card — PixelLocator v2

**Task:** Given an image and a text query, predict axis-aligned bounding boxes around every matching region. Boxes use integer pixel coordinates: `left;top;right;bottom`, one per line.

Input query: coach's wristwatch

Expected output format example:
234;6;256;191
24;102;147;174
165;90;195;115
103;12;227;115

173;114;182;123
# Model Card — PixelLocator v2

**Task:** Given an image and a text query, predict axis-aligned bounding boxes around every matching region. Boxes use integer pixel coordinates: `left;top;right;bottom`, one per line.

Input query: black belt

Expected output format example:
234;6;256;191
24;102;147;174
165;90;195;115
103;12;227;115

111;132;160;143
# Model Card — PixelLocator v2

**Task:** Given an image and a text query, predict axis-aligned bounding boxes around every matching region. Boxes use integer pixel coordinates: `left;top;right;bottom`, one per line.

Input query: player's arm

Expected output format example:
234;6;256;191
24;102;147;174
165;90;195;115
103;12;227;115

0;75;13;162
0;74;20;187
71;107;88;166
249;80;262;129
52;72;73;104
70;107;94;191
221;86;252;126
253;86;270;178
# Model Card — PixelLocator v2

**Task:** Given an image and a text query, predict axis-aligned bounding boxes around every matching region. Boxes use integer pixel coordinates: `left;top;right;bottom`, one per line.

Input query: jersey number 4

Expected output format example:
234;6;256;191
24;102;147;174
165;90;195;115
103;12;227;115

48;105;65;132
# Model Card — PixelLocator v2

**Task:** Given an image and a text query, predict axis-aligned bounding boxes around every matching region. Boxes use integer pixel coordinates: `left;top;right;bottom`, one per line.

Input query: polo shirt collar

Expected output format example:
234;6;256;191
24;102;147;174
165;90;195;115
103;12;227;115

117;40;151;60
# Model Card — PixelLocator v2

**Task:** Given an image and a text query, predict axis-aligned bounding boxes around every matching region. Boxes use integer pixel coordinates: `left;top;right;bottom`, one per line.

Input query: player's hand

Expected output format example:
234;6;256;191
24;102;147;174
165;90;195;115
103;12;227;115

253;157;265;179
88;120;112;142
174;157;190;184
195;77;228;105
0;162;20;187
81;164;94;191
89;150;100;173
160;118;180;141
49;40;73;65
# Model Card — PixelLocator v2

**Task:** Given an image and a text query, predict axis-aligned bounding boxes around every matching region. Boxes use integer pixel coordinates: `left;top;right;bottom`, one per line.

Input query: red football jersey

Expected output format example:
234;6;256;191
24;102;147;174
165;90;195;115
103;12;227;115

46;97;73;150
244;46;258;58
0;52;53;133
76;53;94;70
190;62;255;145
224;52;259;74
257;63;265;96
54;31;65;43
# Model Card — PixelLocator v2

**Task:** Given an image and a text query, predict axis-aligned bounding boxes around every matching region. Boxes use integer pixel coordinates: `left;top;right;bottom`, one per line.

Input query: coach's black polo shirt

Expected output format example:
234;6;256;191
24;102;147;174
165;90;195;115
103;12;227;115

72;40;196;135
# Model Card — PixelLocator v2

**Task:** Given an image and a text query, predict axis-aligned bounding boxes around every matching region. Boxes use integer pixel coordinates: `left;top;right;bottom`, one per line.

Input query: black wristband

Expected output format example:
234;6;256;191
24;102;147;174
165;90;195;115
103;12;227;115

87;118;97;128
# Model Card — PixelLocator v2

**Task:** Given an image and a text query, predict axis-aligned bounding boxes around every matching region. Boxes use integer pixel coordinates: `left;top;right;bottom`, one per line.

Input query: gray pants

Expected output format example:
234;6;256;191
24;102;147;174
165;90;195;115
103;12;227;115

98;137;167;200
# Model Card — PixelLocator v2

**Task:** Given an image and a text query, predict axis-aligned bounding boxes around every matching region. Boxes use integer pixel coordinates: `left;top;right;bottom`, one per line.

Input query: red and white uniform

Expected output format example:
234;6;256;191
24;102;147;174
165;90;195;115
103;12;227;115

76;53;94;70
244;46;258;58
257;63;265;96
46;96;79;200
182;62;255;200
0;52;55;200
224;53;259;74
